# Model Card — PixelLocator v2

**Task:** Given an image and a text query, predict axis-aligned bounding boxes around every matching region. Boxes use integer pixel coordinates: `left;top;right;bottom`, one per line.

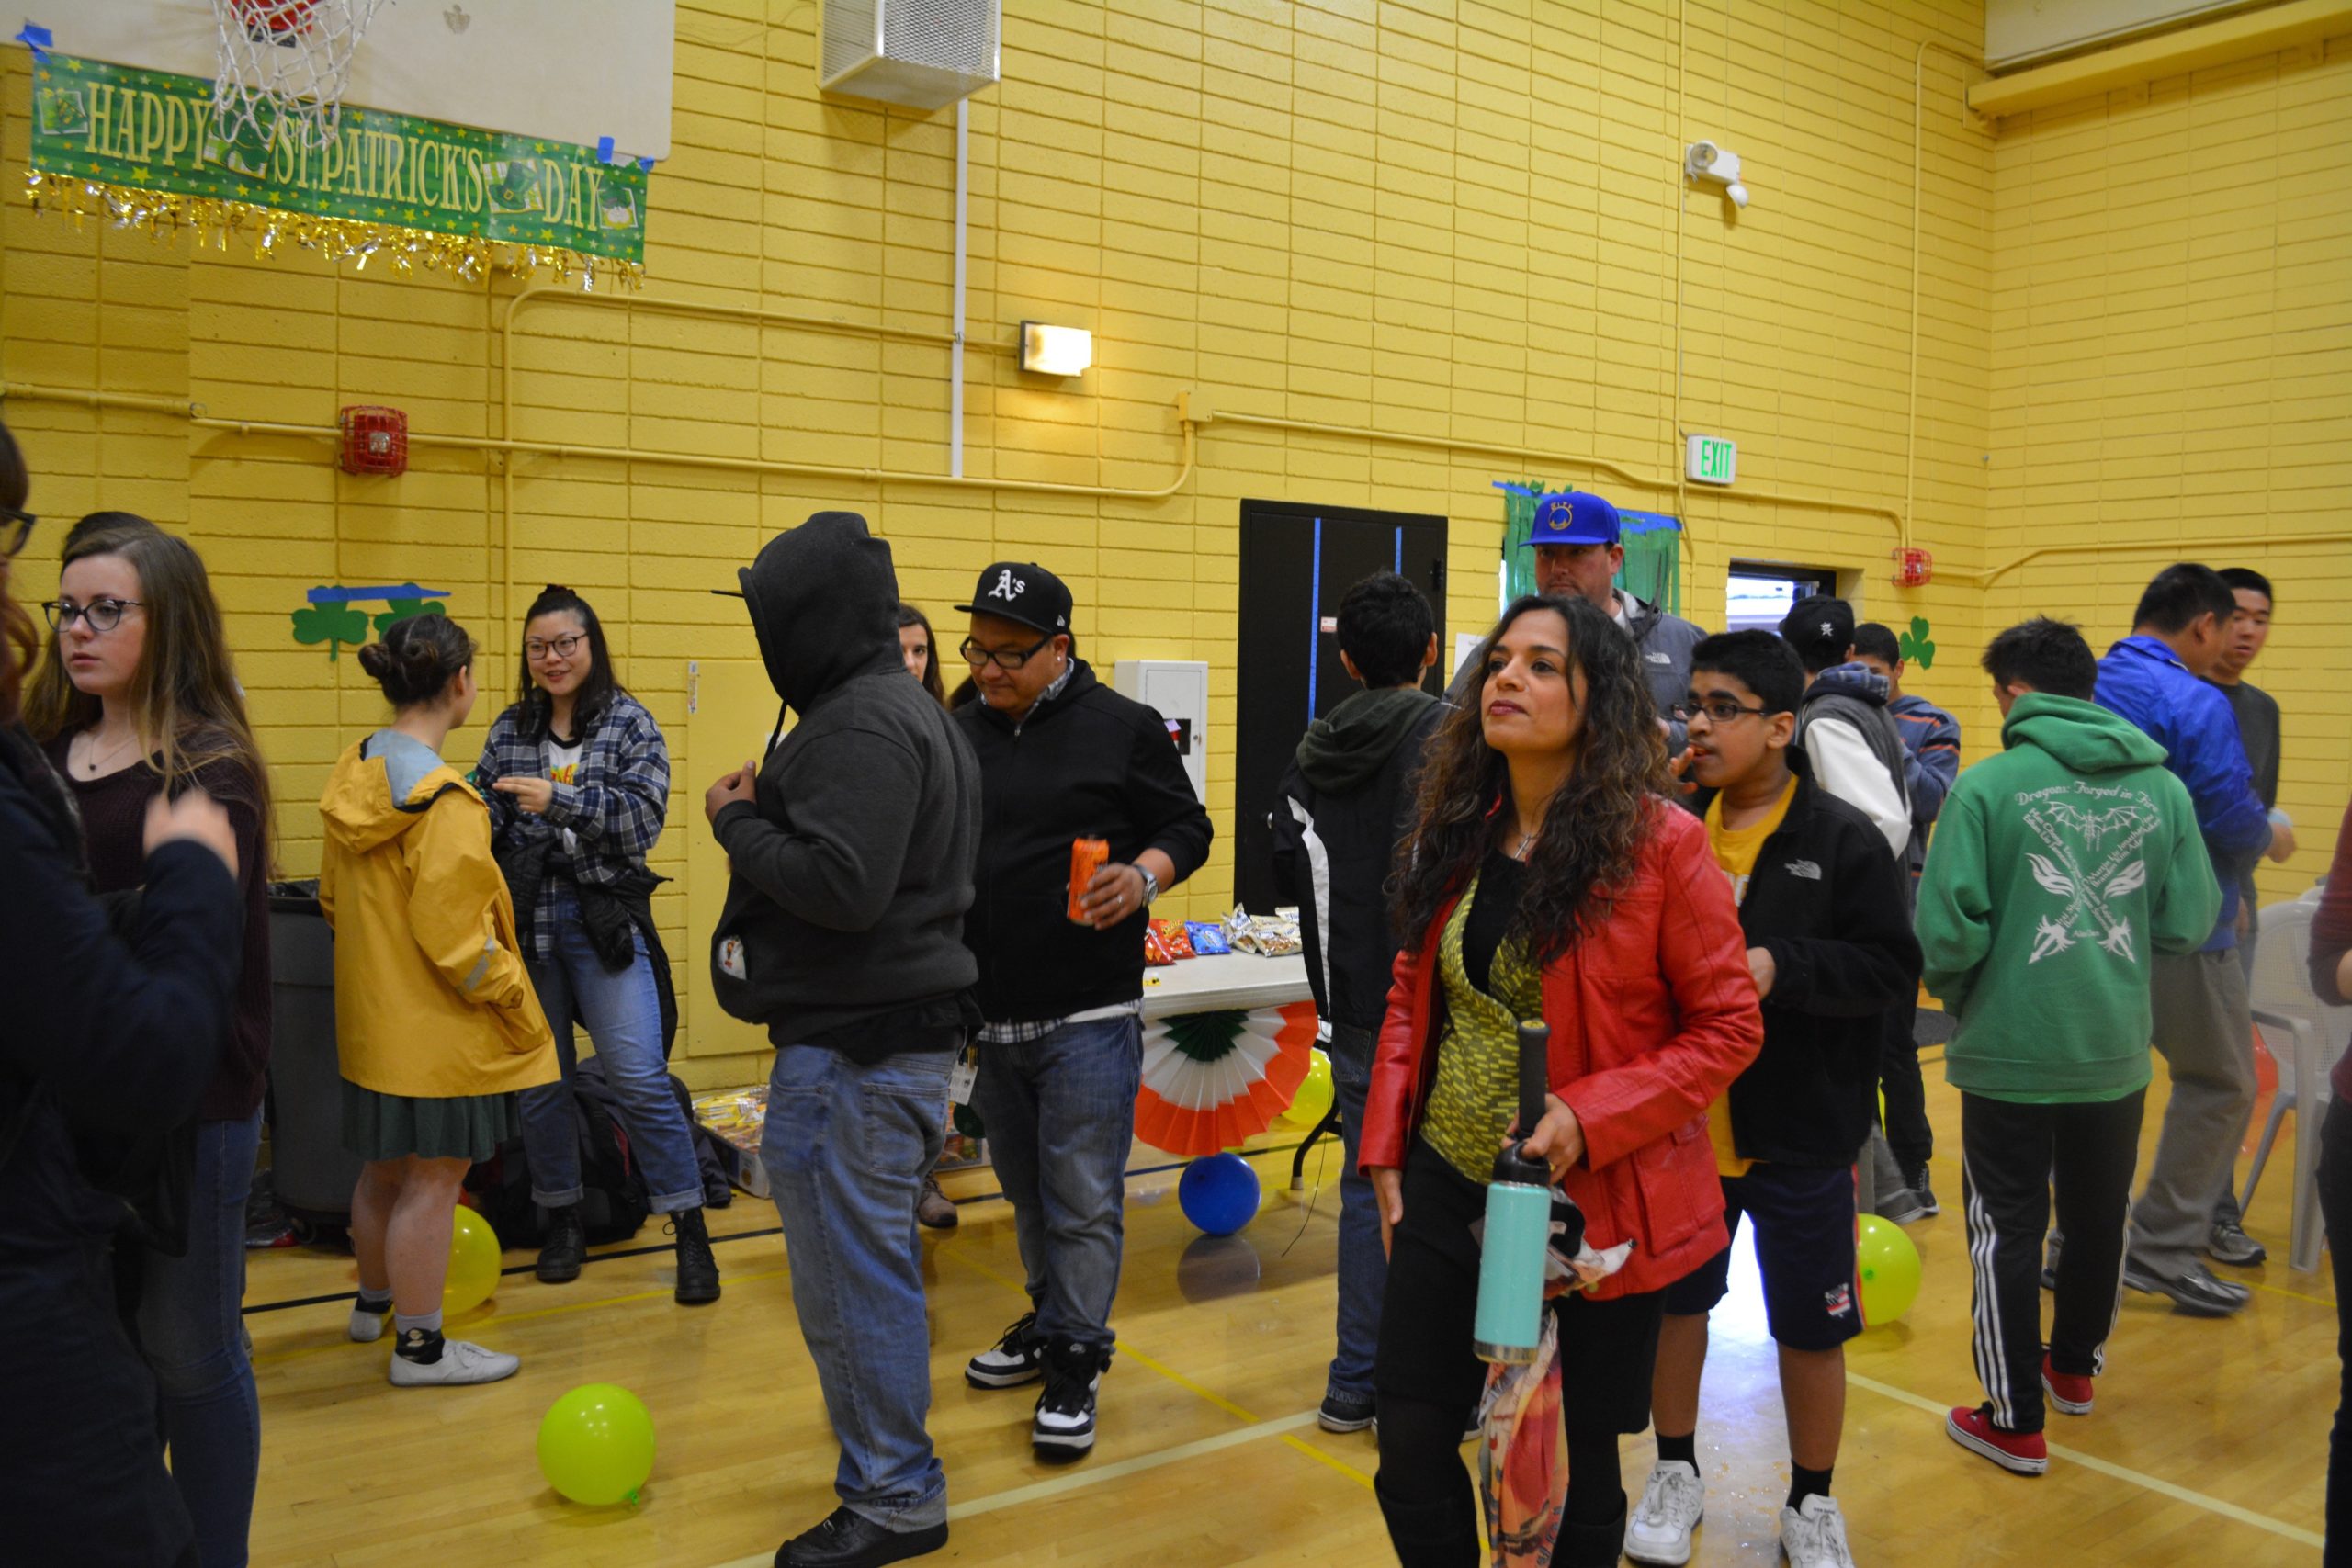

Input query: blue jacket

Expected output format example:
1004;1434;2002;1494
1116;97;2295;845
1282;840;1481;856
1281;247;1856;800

2093;635;2270;951
1888;692;1961;877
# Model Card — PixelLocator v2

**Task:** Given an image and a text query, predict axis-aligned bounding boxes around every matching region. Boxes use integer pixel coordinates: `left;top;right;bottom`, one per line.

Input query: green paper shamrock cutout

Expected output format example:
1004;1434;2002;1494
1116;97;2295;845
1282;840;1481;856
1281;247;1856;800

290;603;370;661
372;599;447;637
1898;615;1937;671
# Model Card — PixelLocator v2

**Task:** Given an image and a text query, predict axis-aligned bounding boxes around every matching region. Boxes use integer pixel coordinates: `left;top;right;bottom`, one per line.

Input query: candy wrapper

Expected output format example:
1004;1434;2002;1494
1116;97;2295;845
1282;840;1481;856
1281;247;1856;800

692;1088;772;1197
1150;919;1196;959
1226;903;1304;958
1185;919;1232;955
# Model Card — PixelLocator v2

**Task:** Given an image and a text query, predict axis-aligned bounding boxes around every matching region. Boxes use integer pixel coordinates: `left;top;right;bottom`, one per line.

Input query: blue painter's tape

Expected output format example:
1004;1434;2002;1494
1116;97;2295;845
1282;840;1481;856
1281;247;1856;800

306;583;452;604
639;156;654;172
15;23;52;61
596;136;616;164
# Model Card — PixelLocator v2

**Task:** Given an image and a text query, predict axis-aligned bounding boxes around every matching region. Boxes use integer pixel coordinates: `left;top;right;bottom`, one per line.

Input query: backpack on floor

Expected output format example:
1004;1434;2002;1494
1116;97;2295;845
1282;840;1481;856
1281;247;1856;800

464;1082;651;1248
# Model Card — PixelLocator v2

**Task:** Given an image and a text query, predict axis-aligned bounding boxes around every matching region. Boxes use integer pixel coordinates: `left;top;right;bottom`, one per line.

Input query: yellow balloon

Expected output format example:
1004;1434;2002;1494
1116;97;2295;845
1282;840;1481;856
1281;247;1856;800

443;1204;503;1317
538;1383;656;1506
1282;1048;1336;1129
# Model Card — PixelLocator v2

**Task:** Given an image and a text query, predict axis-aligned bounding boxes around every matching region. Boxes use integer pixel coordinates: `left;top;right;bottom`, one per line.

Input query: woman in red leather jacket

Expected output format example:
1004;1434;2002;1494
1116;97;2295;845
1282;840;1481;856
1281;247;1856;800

1361;593;1762;1568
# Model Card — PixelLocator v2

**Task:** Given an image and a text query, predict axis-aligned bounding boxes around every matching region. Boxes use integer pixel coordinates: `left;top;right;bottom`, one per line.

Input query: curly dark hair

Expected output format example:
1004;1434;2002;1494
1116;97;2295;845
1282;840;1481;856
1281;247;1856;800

1393;593;1670;967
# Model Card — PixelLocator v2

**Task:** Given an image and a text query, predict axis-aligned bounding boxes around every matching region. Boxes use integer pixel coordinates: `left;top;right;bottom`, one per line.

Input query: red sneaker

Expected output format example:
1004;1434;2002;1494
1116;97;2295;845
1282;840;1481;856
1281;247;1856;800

1946;1404;2049;1475
2041;1354;2094;1416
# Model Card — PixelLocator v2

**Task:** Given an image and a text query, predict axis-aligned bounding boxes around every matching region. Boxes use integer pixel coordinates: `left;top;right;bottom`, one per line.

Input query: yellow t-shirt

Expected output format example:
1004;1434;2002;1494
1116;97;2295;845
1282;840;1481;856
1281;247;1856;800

1700;775;1797;1178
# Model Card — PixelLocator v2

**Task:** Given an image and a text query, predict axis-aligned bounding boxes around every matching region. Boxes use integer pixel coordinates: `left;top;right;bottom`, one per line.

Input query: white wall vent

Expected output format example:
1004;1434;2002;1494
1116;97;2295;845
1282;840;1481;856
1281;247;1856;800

820;0;1000;111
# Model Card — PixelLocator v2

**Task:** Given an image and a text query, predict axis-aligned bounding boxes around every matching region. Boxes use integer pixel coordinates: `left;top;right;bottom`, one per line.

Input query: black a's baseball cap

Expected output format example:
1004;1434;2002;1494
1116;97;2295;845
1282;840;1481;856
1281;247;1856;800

1779;594;1857;668
956;561;1073;637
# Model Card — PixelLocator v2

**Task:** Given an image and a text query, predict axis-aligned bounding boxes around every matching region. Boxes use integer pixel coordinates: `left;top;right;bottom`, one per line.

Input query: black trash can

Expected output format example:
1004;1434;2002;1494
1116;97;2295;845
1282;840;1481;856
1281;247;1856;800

266;880;364;1227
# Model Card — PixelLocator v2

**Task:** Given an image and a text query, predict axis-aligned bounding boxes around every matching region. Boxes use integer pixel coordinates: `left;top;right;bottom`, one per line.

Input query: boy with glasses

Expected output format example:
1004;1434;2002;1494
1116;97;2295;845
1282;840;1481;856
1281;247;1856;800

1631;632;1918;1568
952;561;1213;1461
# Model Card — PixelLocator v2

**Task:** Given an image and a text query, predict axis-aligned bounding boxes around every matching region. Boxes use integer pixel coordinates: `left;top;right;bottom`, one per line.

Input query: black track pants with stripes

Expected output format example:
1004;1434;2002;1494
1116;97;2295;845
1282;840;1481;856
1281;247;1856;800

1959;1088;2146;1434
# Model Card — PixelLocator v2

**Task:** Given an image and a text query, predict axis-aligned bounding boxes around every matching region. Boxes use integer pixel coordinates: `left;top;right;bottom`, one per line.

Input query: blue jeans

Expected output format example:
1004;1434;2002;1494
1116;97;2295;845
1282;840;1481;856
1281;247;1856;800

517;900;704;1215
1326;1024;1385;1404
972;1013;1144;1351
763;1044;952;1532
139;1108;263;1568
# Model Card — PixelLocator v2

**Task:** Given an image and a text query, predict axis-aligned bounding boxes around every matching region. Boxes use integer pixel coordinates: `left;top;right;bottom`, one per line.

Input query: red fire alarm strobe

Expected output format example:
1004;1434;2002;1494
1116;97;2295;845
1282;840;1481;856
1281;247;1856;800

1892;547;1933;587
338;406;409;477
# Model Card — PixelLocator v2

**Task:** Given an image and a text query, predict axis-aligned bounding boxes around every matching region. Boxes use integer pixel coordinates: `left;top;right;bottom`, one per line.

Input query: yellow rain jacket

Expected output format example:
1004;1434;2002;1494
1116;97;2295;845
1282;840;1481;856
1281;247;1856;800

318;731;557;1099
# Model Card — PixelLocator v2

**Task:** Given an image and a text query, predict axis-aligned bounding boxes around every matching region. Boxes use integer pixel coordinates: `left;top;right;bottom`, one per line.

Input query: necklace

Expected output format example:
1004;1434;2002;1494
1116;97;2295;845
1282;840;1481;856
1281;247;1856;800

1504;824;1539;862
76;729;143;777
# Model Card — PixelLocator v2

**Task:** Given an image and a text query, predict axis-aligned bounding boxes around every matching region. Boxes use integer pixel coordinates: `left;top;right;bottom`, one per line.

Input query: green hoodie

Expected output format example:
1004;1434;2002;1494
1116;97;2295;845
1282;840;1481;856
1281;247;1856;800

1917;693;2221;1104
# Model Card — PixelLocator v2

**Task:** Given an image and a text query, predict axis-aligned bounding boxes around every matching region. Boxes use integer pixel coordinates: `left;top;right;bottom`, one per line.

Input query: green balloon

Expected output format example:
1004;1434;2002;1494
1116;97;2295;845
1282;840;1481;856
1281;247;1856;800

537;1383;656;1506
1855;1214;1923;1325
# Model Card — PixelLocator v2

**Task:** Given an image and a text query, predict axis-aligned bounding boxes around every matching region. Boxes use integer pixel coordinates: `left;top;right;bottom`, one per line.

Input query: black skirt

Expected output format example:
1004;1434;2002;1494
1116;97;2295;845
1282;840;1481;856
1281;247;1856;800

1374;1137;1664;1436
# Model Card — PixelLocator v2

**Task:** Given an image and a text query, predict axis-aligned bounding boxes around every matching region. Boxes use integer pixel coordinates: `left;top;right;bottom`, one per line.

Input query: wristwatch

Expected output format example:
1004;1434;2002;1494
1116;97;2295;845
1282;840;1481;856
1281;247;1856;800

1135;864;1160;906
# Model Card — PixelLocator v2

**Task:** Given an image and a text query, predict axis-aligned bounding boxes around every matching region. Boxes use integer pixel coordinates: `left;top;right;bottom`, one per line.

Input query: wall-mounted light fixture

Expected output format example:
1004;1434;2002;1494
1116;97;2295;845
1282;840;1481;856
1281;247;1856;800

1685;141;1748;209
1020;321;1093;377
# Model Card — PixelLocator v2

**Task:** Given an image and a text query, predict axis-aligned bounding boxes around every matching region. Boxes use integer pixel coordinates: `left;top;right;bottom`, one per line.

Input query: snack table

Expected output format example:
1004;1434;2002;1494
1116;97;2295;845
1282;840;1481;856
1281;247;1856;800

1141;951;1315;1018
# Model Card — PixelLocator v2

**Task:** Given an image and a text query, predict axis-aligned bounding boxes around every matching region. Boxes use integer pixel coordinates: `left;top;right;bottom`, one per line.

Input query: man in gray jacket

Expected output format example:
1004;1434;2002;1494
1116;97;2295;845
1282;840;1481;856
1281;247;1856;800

704;511;981;1568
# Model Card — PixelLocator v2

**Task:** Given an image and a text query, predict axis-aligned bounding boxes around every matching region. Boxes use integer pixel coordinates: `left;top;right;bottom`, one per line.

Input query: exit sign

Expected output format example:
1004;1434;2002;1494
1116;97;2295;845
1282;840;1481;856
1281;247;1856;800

1687;434;1737;485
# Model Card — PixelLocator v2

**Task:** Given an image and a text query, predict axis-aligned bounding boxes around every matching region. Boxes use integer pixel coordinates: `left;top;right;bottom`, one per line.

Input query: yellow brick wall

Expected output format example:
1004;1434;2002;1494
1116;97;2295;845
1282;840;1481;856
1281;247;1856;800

3;0;1996;1085
1984;38;2352;907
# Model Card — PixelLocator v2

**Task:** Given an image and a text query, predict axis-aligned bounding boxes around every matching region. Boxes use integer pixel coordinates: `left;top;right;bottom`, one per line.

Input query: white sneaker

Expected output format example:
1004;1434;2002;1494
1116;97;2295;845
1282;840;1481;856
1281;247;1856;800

347;1302;390;1343
387;1338;521;1387
1624;1460;1705;1565
1779;1495;1856;1568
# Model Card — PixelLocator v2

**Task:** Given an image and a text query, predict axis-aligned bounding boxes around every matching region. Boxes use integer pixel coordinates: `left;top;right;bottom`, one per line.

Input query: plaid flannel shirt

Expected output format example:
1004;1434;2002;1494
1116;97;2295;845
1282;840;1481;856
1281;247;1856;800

478;691;670;957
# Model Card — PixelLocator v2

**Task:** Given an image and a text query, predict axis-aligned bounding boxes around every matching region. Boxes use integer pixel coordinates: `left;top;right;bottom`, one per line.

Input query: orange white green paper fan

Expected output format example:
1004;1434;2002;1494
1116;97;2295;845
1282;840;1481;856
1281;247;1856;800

1134;1001;1320;1157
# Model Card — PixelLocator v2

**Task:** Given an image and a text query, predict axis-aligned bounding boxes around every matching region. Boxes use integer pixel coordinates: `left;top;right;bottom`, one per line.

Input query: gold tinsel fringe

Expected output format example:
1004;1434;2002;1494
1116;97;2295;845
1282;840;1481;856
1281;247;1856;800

25;170;645;291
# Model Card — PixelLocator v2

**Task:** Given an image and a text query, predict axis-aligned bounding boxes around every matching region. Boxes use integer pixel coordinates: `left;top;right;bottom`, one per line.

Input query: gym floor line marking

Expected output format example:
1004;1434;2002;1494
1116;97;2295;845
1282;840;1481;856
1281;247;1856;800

1844;1370;2324;1550
2245;1276;2335;1309
700;1412;1325;1568
249;1268;795;1367
935;1243;1378;1491
240;1140;1315;1315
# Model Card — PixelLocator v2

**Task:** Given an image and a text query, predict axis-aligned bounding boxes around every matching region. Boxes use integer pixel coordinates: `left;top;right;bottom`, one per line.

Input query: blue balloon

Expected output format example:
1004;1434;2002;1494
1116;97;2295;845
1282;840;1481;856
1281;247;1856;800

1178;1152;1261;1236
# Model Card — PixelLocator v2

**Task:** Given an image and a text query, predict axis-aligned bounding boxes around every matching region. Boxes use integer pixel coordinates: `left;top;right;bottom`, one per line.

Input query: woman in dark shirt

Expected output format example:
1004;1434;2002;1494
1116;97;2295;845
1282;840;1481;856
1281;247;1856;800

2309;797;2352;1566
24;517;273;1568
0;418;245;1566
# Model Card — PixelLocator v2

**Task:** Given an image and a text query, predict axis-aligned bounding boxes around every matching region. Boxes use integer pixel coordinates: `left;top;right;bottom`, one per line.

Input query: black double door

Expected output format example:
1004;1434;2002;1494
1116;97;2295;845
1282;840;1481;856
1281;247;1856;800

1231;499;1449;916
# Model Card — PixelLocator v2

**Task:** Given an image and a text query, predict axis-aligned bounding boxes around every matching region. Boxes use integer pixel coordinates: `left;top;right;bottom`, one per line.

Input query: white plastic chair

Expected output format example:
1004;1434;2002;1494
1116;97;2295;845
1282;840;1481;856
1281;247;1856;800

2240;897;2347;1273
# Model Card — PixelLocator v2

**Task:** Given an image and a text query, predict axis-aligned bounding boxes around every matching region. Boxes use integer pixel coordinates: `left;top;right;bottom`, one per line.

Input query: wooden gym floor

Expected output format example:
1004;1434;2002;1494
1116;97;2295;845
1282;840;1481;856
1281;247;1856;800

243;1050;2332;1566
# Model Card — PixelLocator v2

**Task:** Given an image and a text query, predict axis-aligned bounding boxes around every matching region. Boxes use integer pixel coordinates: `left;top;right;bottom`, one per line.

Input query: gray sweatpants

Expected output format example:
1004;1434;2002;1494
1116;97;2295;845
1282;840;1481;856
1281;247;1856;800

2126;949;2257;1278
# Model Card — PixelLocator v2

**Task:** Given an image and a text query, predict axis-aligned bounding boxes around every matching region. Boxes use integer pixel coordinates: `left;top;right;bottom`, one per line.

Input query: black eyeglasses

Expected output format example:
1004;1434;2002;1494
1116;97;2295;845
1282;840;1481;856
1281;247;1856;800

525;634;586;661
1675;698;1770;725
0;504;33;558
42;596;144;634
960;633;1053;671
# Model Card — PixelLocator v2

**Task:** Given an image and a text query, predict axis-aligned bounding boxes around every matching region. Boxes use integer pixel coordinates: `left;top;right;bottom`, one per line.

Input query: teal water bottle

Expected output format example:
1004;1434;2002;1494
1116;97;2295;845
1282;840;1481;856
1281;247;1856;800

1473;1019;1555;1365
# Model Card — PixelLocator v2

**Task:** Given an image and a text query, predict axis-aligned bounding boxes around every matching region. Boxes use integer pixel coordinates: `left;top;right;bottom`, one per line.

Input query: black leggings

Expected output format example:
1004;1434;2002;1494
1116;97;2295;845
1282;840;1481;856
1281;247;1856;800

1379;1393;1626;1520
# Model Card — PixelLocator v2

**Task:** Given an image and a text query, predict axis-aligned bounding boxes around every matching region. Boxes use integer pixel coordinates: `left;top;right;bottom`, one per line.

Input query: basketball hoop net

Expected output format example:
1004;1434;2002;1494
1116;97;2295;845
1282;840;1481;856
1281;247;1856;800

209;0;386;153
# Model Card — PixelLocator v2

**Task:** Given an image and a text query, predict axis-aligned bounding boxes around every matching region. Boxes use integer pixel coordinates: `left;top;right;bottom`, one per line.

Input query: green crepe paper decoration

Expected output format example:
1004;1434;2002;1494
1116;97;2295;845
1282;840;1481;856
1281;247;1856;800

1899;615;1937;671
289;602;369;660
1163;1010;1249;1064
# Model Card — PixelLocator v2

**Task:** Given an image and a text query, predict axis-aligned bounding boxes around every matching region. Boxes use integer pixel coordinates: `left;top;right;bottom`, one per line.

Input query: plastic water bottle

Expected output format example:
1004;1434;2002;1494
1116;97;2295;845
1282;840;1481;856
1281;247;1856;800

1473;1019;1555;1365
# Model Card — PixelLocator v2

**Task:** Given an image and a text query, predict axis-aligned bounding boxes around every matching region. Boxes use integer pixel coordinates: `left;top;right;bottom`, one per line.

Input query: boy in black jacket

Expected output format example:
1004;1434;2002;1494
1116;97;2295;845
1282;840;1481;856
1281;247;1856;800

951;561;1215;1463
1628;632;1919;1568
1268;570;1442;1436
703;513;982;1568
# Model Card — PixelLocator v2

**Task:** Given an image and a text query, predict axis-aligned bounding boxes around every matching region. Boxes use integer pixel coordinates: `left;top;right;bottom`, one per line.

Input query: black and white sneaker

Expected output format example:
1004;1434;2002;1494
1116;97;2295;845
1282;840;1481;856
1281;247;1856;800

1907;1167;1940;1218
965;1311;1046;1389
2207;1219;2267;1267
1032;1338;1107;1460
1318;1392;1375;1433
2122;1258;2248;1316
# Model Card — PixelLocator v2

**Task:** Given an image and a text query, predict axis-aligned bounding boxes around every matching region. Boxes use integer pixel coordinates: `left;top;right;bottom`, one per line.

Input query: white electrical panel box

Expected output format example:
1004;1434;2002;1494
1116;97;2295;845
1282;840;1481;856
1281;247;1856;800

1114;660;1208;804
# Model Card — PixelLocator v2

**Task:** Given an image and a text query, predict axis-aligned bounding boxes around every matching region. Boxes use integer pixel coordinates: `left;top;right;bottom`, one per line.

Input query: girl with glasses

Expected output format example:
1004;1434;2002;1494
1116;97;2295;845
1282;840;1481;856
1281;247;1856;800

477;586;718;1303
24;514;276;1568
0;418;248;1568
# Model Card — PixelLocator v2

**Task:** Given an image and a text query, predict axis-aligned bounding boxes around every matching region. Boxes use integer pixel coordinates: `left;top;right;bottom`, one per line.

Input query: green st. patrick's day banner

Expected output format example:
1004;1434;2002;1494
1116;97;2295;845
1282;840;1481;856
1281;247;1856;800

29;51;647;265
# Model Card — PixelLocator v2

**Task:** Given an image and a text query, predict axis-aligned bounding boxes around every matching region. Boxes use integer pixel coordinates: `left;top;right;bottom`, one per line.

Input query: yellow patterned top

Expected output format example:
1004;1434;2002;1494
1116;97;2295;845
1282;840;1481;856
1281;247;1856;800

1420;868;1547;1184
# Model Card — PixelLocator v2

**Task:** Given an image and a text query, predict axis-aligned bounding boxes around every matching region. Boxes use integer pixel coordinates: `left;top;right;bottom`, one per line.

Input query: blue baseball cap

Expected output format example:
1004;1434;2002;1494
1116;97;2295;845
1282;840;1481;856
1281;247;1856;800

1523;491;1621;547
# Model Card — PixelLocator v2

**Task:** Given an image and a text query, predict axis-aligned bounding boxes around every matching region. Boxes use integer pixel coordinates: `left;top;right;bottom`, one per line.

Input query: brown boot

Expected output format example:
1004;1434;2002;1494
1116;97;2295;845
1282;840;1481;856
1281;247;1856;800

917;1174;958;1229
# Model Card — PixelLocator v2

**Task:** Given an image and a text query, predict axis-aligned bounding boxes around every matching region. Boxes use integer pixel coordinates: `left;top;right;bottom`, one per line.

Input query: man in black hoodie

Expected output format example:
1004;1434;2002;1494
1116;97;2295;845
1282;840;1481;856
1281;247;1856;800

703;513;980;1568
1268;570;1442;1436
951;560;1214;1462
